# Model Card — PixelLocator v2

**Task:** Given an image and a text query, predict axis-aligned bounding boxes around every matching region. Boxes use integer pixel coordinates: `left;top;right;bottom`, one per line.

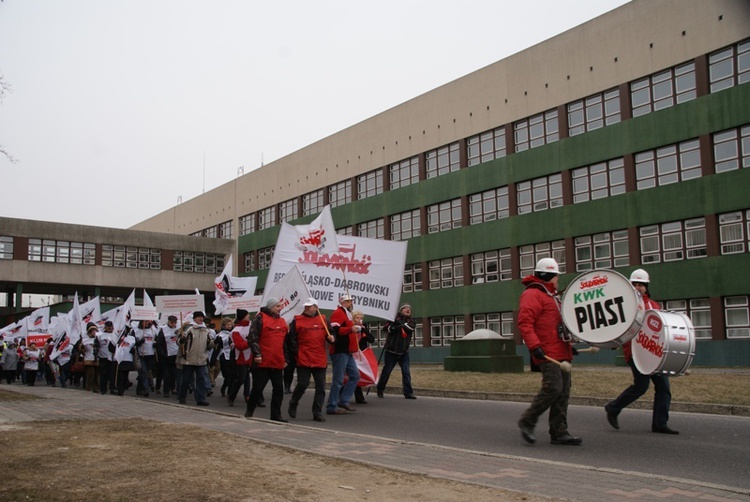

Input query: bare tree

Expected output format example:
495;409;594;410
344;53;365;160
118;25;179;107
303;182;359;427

0;73;18;164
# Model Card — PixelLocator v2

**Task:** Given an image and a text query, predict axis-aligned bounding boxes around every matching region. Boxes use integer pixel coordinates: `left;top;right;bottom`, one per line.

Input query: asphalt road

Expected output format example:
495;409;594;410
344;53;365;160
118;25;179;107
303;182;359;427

205;386;750;491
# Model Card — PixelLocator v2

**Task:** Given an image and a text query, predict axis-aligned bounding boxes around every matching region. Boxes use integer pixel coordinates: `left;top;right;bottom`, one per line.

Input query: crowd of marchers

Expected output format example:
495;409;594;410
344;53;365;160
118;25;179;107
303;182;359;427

0;296;418;424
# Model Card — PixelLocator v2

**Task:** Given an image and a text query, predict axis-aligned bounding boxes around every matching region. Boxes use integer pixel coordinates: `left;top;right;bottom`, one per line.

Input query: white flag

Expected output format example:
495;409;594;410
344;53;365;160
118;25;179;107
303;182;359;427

213;254;258;315
0;320;27;344
266;224;407;320
114;290;136;335
78;297;101;327
293;205;339;255
261;265;312;323
68;293;83;346
26;307;50;333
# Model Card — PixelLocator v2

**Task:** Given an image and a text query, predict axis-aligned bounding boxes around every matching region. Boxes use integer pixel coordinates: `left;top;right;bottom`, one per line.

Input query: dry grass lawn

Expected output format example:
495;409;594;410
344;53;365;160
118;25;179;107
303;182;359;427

410;365;750;406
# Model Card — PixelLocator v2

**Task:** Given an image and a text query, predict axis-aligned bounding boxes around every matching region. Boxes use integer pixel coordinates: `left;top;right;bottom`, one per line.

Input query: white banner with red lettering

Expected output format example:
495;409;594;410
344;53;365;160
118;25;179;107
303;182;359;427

266;223;407;320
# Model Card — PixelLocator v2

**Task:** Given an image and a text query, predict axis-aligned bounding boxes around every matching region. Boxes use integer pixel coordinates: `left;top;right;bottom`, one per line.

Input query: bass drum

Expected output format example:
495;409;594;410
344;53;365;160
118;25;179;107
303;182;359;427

561;269;645;349
632;310;696;376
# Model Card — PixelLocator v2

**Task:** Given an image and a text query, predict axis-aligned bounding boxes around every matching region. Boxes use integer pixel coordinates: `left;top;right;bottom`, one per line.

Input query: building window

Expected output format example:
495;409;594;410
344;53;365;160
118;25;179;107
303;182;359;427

367;321;387;348
574;230;629;272
634;139;702;190
243;251;256;273
389;156;419;190
517;174;563;214
302;189;324;216
519;240;566;278
709;39;750;93
172;251;221;273
640;217;707;264
204;226;218;238
467;127;506;167
356;168;383;200
219;220;233;239
258;246;275;270
713;125;750;173
258;206;277;230
239;213;256;236
279;198;299;223
357;218;384;239
572;158;626;203
470;248;511;284
427;198;462;233
0;236;12;260
631;61;696;117
719;210;750;255
337;226;353;236
428;257;464;290
664;299;712;340
472;312;514;337
390;209;421;241
28;239;96;265
567;88;621;136
328;180;352;208
514;108;559;152
403;263;423;293
725;296;750;339
429;316;465;347
469;186;509;223
425;142;460;179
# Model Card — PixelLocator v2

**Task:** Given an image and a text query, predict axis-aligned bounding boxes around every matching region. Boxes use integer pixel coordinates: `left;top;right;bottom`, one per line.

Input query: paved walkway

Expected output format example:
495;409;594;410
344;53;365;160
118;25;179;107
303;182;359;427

1;385;749;502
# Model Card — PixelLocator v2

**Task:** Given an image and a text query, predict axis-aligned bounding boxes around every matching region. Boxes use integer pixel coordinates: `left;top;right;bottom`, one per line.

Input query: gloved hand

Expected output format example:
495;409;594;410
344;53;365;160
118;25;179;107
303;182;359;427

531;347;545;360
572;347;579;356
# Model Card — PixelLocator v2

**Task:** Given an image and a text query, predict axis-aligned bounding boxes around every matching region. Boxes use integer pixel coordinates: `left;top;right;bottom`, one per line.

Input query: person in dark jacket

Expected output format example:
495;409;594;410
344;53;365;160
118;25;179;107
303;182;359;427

376;304;417;399
517;258;581;446
605;268;678;434
287;298;334;422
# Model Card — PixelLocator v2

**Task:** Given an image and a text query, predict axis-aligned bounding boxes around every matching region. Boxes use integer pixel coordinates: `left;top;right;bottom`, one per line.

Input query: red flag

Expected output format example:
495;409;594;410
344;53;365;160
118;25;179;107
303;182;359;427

354;347;379;387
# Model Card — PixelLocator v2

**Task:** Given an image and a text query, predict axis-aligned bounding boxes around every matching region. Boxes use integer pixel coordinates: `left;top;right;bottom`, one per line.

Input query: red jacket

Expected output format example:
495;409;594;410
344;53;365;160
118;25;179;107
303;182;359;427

518;275;572;364
623;294;660;362
231;320;253;365
290;313;329;368
329;306;359;354
251;311;289;370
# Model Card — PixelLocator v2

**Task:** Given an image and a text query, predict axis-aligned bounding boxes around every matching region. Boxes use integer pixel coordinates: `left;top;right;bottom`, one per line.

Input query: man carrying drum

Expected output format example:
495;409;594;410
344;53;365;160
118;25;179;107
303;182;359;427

517;258;582;446
604;269;679;435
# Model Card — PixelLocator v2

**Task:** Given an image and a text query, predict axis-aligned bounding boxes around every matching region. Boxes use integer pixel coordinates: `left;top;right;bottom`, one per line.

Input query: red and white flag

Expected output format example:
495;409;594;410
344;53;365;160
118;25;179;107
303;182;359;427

293;205;339;256
261;265;311;323
354;347;379;387
26;307;50;333
213;255;258;315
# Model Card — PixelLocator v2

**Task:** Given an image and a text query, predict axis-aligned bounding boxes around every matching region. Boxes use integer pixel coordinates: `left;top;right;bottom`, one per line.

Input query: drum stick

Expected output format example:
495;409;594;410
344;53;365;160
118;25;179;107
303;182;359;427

544;355;572;373
575;346;600;354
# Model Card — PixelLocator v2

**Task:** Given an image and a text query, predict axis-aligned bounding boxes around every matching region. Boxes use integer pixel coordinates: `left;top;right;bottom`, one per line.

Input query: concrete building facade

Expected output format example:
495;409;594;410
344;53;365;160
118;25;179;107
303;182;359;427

125;0;750;365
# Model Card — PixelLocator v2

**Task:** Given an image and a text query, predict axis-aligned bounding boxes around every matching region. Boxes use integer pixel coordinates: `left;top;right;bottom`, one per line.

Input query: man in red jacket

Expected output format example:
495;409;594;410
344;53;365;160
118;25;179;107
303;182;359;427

326;294;360;415
287;298;334;422
244;298;290;422
517;258;581;446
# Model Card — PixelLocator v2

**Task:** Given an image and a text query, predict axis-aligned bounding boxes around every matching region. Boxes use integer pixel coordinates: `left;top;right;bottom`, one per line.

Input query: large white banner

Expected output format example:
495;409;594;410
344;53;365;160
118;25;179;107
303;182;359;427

266;223;407;320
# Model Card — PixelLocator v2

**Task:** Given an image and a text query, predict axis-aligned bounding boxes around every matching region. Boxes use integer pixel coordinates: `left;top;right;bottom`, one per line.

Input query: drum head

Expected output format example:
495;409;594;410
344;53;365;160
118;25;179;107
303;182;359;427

632;310;665;375
561;269;644;348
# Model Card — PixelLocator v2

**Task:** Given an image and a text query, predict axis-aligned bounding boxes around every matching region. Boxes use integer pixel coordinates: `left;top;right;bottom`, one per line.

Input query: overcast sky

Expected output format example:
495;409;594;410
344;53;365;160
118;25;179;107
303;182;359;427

0;0;629;230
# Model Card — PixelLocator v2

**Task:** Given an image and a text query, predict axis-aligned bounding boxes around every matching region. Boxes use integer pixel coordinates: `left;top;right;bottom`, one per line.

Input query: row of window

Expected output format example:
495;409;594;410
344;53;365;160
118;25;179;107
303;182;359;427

0;239;224;275
245;211;748;287
363;295;750;346
191;220;234;240
235;40;749;237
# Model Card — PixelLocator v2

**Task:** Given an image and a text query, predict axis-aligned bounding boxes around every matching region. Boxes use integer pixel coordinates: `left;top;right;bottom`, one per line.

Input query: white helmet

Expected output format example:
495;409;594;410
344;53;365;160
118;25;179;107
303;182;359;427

629;268;650;283
534;257;559;274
